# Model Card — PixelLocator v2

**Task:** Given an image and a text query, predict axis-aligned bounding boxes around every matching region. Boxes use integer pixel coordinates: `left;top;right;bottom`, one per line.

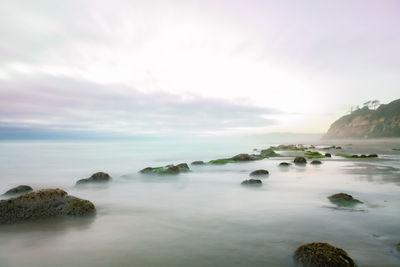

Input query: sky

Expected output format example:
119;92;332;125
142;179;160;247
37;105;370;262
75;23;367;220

0;0;399;139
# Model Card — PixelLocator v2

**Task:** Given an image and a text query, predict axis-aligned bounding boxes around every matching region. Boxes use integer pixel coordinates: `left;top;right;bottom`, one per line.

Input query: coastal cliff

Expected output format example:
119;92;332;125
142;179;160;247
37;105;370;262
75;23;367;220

324;99;400;139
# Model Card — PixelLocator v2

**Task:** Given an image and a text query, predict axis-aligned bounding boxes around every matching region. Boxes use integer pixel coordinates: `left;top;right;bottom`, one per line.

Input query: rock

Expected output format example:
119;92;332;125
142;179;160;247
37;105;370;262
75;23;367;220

294;242;355;267
191;161;205;165
324;153;332;157
368;154;378;158
259;148;280;157
208;158;236;165
397;243;400;253
0;189;95;224
231;154;256;161
336;146;342;149
76;172;111;185
279;162;291;167
310;160;322;165
241;179;262;186
250;170;269;176
176;163;190;172
294;157;307;164
304;151;324;158
328;193;363;207
139;163;190;175
2;185;33;196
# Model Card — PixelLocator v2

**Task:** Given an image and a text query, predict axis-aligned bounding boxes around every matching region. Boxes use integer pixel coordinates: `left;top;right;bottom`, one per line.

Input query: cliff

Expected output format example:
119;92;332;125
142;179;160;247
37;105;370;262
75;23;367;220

324;99;400;139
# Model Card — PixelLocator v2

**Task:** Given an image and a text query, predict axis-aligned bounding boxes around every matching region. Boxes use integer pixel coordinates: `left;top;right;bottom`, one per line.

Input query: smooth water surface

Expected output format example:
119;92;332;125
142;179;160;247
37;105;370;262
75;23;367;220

0;139;400;266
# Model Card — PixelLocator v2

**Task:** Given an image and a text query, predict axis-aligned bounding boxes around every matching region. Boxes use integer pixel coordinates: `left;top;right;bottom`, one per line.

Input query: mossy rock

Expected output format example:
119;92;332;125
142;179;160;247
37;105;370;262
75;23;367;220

139;163;190;175
259;148;281;157
65;196;96;216
294;157;307;164
208;158;237;165
250;169;269;176
328;193;362;207
294;242;355;267
279;162;291;167
76;172;111;185
336;153;378;159
0;189;95;224
304;151;325;158
241;179;262;186
2;185;33;196
231;153;256;161
325;153;332;157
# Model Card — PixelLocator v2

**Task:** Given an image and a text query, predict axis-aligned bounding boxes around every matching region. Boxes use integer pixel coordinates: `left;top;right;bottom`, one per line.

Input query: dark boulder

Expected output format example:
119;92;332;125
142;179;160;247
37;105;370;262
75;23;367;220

191;161;205;165
279;162;291;167
241;179;262;186
76;172;111;185
2;185;33;196
324;153;332;157
294;157;307;164
250;170;269;176
0;188;95;224
310;160;322;165
328;193;362;207
368;154;378;158
294;242;355;267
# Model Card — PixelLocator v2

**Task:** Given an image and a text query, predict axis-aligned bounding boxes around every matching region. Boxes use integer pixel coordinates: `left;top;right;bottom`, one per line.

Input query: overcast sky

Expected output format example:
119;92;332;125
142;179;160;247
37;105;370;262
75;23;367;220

0;0;399;138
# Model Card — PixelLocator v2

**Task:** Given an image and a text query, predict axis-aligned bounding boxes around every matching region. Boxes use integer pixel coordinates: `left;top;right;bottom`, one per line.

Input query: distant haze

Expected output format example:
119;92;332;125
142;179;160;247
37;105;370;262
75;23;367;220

0;0;399;139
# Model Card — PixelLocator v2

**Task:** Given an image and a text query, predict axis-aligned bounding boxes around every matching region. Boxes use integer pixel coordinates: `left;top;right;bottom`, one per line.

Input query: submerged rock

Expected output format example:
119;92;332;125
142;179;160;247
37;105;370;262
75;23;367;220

368;154;378;158
76;172;111;185
259;148;280;157
324;153;332;157
328;193;362;207
279;162;291;167
231;154;256;161
139;163;190;175
191;161;205;165
241;179;262;186
294;242;355;267
2;185;33;196
0;188;95;224
310;160;322;165
250;170;269;176
294;157;307;164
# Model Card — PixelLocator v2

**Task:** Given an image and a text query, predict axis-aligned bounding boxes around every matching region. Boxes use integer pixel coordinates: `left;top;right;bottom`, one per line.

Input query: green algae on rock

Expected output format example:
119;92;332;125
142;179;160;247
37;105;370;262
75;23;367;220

304;151;325;158
328;193;363;207
294;242;356;267
0;189;95;224
139;163;191;175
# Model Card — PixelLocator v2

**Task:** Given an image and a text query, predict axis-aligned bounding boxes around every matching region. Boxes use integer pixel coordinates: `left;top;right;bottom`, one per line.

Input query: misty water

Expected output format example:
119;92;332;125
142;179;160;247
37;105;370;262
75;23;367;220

0;138;400;267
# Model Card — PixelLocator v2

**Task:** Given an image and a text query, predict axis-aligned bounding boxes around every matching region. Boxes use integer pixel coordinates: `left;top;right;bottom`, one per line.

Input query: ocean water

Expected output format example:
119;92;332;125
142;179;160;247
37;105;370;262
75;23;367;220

0;138;400;267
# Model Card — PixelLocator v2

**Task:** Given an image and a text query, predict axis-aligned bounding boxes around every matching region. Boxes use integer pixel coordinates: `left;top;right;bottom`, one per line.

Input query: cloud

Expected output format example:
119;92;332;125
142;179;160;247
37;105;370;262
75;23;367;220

0;74;279;138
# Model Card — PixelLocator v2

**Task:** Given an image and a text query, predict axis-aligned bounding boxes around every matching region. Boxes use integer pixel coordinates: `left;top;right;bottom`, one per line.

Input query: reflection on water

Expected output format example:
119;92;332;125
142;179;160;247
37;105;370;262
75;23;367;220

0;140;400;267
